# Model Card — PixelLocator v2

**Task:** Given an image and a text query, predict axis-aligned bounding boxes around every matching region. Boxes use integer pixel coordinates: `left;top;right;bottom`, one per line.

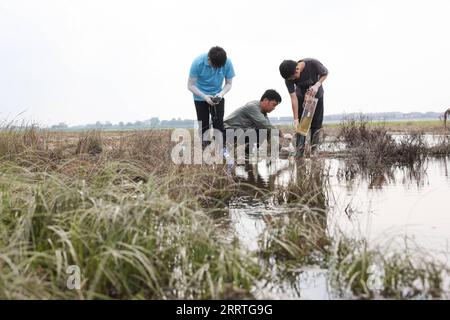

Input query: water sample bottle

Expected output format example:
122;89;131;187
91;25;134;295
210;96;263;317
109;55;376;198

297;94;318;136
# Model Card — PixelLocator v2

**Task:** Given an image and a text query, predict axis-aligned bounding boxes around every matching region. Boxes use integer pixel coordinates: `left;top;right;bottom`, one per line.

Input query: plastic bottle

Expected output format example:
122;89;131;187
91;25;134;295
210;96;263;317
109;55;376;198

297;94;318;136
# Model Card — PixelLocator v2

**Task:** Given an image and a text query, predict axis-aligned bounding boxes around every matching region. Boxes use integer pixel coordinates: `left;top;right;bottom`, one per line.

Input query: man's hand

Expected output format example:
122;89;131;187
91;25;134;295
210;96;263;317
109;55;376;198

293;119;299;129
211;93;223;105
307;81;321;97
211;95;222;105
203;95;215;106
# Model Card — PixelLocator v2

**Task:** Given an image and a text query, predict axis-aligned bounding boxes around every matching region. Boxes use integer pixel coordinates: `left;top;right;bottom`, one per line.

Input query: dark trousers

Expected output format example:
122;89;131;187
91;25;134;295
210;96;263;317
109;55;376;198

194;99;225;147
225;128;272;156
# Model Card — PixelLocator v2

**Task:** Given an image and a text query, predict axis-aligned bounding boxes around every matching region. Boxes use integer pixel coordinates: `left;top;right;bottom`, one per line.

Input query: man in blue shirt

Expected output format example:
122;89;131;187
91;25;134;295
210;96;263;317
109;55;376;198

188;46;235;149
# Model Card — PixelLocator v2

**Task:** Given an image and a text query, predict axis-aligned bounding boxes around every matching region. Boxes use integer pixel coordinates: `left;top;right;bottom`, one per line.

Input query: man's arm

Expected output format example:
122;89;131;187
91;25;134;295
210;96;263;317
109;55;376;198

290;92;299;121
187;77;214;105
216;78;233;98
187;77;204;98
248;106;274;130
308;59;329;96
318;74;328;85
249;109;282;138
308;74;328;97
285;80;299;127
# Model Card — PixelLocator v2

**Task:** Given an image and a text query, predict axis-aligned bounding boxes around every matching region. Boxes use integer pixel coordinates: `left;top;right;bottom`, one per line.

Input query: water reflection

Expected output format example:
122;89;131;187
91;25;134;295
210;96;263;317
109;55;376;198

328;156;450;256
227;154;450;298
253;266;330;300
230;158;330;299
234;159;291;192
334;158;429;190
228;196;283;252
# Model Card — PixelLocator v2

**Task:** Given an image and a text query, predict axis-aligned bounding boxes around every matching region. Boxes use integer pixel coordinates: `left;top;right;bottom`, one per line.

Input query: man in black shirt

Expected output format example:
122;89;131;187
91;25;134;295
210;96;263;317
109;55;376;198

279;58;328;157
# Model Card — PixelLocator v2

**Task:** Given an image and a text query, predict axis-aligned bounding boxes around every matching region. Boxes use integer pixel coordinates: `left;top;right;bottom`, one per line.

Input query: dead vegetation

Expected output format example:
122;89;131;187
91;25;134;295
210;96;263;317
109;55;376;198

0;122;448;299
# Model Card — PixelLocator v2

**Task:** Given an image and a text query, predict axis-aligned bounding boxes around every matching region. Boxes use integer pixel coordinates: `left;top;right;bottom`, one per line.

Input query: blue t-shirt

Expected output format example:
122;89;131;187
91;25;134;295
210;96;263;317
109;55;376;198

189;53;235;101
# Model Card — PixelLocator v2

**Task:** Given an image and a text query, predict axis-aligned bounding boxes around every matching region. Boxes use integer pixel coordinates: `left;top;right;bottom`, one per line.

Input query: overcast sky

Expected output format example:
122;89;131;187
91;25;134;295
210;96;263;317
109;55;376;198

1;0;450;126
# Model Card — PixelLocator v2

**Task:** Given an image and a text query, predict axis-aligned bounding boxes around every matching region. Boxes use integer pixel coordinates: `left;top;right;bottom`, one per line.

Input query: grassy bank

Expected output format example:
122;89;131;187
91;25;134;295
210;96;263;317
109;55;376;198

0;124;449;299
0;126;260;299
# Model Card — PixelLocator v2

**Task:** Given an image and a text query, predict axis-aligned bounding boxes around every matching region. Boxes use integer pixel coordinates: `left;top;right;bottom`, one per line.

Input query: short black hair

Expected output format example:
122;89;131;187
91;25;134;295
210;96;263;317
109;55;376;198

208;46;227;68
260;89;282;103
279;60;297;79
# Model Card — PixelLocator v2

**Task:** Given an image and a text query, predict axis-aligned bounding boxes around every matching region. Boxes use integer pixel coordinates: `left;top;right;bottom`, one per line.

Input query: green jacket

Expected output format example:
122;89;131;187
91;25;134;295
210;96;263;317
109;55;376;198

224;101;274;130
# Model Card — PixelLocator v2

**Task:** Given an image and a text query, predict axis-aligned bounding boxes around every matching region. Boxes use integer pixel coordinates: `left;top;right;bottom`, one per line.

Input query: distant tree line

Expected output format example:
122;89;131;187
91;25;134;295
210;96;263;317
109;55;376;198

49;117;195;131
49;112;442;131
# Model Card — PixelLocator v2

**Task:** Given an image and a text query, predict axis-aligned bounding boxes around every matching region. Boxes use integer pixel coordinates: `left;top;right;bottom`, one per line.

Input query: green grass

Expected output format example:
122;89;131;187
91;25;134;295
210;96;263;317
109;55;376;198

0;127;260;299
0;159;260;299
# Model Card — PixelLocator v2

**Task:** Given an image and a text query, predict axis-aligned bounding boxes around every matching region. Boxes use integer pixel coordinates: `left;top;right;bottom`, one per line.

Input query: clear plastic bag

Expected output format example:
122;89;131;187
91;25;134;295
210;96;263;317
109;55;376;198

296;93;318;136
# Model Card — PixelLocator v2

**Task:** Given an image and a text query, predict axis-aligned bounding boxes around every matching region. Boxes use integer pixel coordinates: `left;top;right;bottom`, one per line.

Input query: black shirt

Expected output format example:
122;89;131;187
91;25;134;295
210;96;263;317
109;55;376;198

284;58;328;100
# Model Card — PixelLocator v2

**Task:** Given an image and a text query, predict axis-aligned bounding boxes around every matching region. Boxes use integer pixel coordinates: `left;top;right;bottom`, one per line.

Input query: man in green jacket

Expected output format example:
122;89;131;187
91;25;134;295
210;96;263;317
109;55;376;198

224;89;282;152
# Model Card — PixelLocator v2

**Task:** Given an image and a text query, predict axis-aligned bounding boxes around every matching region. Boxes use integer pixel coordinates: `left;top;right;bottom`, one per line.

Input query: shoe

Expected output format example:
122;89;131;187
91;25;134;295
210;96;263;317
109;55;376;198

311;128;321;154
223;148;235;173
223;147;235;167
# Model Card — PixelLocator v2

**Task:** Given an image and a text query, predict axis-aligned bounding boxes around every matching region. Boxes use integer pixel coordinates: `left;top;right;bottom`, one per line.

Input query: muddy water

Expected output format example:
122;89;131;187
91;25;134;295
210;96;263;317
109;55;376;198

228;155;450;299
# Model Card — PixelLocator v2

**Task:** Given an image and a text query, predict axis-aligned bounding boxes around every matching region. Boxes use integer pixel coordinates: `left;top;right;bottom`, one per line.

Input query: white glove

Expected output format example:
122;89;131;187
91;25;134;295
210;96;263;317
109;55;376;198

211;93;223;105
203;95;215;106
293;119;299;129
308;81;321;97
